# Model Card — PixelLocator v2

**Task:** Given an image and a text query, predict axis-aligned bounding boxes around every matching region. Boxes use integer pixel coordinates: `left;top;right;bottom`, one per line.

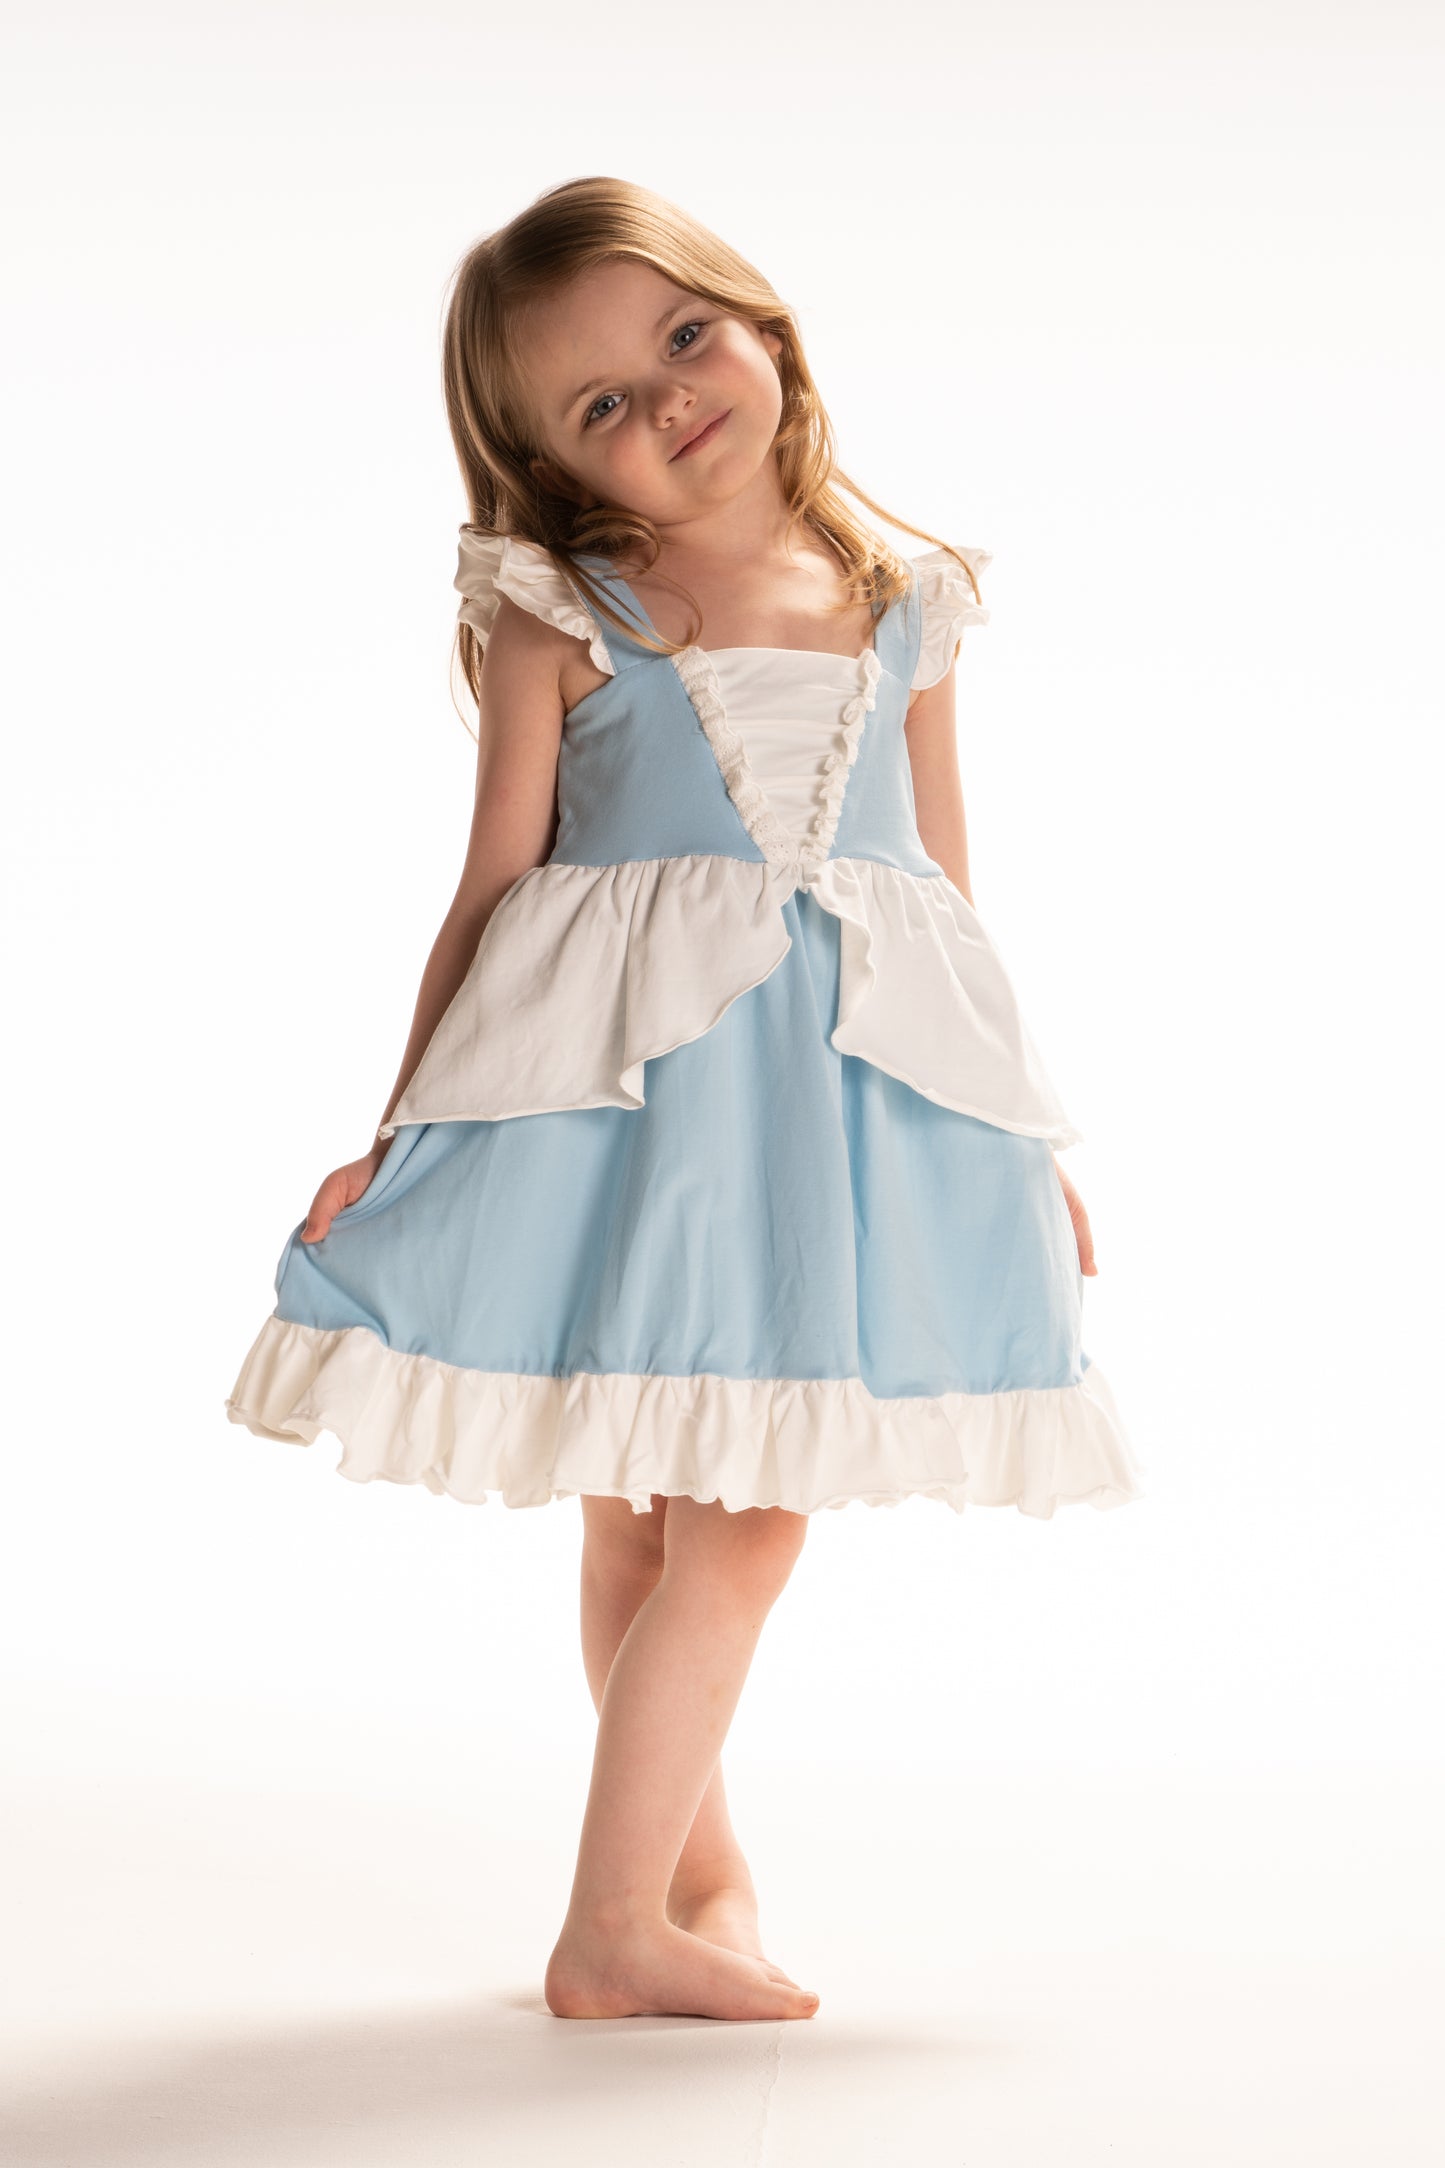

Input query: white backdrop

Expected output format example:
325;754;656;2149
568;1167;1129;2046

3;3;1441;2160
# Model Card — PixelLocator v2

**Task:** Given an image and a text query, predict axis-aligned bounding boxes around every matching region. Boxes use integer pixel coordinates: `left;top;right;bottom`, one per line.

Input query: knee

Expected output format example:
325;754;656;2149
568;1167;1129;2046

581;1495;667;1587
664;1499;808;1605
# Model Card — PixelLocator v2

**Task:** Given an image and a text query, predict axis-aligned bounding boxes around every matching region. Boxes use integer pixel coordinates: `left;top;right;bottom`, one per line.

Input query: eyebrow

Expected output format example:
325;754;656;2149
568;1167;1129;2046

561;299;688;423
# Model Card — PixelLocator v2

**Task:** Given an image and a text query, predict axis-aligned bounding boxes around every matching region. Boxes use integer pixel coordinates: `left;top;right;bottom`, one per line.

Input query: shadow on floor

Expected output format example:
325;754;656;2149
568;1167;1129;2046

0;1993;978;2167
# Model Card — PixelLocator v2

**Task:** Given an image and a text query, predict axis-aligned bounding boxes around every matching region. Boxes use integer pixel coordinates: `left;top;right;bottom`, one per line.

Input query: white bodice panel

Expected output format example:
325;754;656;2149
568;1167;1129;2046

703;647;870;845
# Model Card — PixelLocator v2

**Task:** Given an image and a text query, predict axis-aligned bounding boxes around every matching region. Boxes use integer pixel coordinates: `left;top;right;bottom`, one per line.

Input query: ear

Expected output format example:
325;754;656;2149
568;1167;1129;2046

761;327;783;363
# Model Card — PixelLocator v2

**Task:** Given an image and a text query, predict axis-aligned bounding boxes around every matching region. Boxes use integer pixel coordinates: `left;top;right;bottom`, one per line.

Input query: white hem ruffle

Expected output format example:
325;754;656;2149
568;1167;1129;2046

225;1316;1147;1520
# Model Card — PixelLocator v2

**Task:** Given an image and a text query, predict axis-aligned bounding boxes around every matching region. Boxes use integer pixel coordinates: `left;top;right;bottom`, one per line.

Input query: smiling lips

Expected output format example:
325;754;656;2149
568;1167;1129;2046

670;409;730;460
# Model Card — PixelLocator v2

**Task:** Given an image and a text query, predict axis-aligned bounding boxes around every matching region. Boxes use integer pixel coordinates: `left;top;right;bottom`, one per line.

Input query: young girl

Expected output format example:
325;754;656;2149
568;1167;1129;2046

226;175;1144;2025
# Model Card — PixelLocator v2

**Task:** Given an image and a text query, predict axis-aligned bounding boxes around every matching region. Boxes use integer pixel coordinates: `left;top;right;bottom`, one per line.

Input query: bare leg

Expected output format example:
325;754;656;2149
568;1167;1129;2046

577;1496;774;1963
545;1493;818;2021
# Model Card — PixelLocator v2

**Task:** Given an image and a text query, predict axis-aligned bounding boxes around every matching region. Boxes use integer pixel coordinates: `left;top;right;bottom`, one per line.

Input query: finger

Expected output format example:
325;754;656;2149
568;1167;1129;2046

299;1185;337;1245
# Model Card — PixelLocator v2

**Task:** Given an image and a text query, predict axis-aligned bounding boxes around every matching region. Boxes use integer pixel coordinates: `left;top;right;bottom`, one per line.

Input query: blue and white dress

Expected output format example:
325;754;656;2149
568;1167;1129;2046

225;535;1144;1518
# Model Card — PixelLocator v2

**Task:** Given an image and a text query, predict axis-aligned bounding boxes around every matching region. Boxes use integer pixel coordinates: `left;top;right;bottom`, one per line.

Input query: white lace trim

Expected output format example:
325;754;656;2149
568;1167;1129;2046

226;1316;1147;1521
454;530;616;678
672;644;881;888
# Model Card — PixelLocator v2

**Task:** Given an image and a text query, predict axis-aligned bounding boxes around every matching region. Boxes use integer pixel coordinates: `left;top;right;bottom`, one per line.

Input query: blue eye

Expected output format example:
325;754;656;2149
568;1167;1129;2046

582;321;708;428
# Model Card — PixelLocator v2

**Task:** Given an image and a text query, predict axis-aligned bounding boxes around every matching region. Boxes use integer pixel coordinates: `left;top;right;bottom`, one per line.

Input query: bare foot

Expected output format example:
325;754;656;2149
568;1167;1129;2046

545;1914;820;2021
668;1880;799;1984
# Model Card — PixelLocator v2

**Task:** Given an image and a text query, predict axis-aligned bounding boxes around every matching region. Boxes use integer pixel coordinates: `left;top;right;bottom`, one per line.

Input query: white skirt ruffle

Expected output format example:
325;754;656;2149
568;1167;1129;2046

227;1314;1144;1520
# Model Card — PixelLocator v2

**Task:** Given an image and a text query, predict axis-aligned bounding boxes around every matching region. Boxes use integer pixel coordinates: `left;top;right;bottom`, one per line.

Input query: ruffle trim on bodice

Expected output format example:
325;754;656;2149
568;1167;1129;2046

673;645;882;887
226;1316;1146;1520
381;853;1080;1147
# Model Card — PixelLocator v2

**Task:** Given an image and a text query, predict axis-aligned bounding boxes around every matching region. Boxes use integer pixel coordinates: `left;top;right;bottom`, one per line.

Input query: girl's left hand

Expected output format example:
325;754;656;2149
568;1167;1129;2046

1053;1155;1098;1276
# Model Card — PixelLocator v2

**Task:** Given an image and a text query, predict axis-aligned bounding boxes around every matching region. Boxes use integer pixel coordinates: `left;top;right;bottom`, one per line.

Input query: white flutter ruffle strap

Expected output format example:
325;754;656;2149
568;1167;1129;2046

912;546;993;689
454;530;616;678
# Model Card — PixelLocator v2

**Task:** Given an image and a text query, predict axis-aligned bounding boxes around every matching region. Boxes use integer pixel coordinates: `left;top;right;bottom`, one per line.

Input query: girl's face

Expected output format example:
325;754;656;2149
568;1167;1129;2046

521;257;785;531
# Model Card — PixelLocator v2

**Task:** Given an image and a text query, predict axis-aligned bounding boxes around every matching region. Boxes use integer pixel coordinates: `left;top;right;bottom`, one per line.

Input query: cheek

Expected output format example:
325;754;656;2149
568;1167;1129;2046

607;431;655;475
597;434;670;499
717;339;769;392
580;427;634;473
733;361;783;437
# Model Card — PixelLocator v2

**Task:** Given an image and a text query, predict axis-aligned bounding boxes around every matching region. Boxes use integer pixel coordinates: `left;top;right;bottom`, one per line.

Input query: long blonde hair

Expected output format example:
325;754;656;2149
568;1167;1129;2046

440;175;983;728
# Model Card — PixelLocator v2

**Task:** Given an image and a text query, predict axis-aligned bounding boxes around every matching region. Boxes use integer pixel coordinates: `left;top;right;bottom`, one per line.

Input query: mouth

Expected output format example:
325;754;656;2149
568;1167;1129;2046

669;409;730;460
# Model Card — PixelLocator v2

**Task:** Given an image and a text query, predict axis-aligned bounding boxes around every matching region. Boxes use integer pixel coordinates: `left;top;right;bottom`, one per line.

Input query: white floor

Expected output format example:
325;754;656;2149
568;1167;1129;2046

1;1686;1439;2167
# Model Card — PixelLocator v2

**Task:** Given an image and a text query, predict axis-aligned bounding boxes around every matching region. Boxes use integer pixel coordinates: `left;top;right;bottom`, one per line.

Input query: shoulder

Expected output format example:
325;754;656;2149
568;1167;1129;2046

909;545;993;692
454;530;616;680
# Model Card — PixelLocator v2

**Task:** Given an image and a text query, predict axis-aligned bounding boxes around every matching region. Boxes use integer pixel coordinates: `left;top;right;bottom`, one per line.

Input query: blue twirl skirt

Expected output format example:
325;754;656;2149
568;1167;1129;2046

225;888;1141;1517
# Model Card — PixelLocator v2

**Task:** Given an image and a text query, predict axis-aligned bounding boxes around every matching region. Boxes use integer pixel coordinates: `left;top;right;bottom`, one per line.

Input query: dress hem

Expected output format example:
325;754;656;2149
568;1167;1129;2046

224;1315;1147;1522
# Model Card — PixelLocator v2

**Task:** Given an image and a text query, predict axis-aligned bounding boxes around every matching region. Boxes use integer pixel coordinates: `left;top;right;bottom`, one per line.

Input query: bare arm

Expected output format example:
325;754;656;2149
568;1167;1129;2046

371;597;570;1139
906;648;1097;1268
300;596;570;1241
904;656;973;904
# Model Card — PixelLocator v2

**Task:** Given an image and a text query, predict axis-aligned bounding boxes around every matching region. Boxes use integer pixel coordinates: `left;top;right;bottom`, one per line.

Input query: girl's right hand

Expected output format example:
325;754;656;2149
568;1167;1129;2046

299;1143;389;1244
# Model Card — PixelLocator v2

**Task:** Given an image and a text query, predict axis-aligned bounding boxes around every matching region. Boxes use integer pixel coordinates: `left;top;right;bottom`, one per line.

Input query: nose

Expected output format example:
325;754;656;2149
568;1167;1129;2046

650;382;695;437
